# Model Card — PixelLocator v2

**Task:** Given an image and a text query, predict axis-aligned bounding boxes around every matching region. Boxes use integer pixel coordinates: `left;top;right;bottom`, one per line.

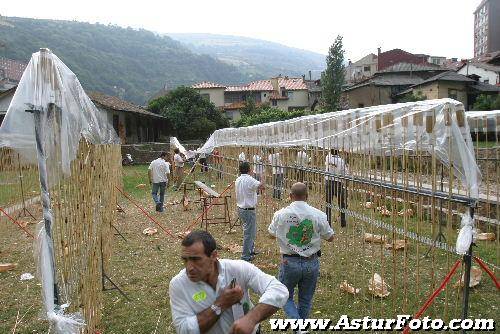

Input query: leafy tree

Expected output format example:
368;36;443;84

240;98;257;117
398;91;427;103
235;106;307;127
148;87;229;140
472;94;500;111
321;35;345;112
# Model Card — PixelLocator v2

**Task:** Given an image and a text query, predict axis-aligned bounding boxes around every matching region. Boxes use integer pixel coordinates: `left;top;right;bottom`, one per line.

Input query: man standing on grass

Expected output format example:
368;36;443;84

236;161;265;262
148;152;171;212
268;182;334;334
169;230;288;334
173;148;185;189
325;149;349;227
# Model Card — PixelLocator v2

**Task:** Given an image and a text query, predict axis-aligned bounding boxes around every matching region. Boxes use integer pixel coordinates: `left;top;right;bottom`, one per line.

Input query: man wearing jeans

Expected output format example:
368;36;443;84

235;162;265;262
268;152;284;199
148;152;171;212
268;182;334;334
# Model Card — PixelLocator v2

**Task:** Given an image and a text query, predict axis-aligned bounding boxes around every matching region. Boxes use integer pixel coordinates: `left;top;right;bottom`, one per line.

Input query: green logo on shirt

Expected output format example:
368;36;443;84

192;290;207;302
286;219;313;247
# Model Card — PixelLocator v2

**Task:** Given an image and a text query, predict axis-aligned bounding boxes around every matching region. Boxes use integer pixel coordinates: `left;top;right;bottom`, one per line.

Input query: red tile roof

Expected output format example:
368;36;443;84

0;57;27;82
226;77;307;92
191;81;226;89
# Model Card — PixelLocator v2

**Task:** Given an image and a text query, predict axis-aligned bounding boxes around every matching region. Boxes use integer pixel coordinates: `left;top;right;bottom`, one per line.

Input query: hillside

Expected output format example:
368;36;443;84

168;33;326;80
0;17;252;104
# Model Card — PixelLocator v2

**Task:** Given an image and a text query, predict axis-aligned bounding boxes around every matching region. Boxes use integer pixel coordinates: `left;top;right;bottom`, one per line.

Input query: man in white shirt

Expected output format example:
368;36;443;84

295;149;310;183
238;150;247;162
173;148;185;189
235;161;265;262
268;182;334;330
169;231;288;334
325;149;349;227
268;152;284;199
252;152;265;193
148;152;171;212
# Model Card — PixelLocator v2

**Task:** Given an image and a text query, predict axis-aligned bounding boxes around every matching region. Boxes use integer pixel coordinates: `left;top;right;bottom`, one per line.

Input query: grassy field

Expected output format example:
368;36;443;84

0;164;498;333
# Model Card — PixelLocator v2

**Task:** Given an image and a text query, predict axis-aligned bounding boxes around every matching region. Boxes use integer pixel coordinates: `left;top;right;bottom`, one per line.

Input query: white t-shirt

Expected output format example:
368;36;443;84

174;153;185;167
148;158;170;183
169;259;288;334
238;152;246;162
268;201;334;257
268;153;284;175
296;151;310;166
252;154;265;175
235;174;261;209
325;153;348;180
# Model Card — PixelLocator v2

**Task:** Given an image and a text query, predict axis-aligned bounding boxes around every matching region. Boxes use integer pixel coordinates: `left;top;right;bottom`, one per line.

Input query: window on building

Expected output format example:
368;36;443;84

358;103;364;108
484;79;489;84
201;93;210;101
363;66;370;72
281;87;287;97
272;100;277;106
448;89;458;100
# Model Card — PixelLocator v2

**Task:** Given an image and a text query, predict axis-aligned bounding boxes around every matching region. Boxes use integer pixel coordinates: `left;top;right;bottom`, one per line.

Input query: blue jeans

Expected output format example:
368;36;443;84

279;256;319;319
238;208;256;261
152;182;167;211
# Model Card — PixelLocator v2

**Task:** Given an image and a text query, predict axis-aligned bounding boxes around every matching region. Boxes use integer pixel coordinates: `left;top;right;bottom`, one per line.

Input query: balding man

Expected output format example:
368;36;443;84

268;183;334;333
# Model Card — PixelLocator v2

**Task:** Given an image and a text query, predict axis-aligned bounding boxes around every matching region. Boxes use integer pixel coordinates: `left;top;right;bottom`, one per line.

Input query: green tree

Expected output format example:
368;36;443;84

472;94;500;111
321;35;345;112
240;97;257;117
148;87;229;140
398;91;427;103
235;106;307;127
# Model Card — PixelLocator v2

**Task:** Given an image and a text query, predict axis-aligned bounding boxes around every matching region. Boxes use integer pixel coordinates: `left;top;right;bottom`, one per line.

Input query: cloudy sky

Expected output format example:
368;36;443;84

1;0;480;61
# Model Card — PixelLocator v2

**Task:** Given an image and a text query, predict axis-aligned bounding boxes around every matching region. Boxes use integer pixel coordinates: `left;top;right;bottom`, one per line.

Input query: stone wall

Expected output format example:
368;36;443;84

121;142;170;164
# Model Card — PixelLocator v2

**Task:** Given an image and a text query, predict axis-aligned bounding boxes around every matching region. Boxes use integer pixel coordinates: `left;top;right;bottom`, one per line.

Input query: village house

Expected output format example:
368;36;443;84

396;71;500;110
342;63;447;108
457;52;500;85
88;92;168;144
0;86;168;143
192;76;310;121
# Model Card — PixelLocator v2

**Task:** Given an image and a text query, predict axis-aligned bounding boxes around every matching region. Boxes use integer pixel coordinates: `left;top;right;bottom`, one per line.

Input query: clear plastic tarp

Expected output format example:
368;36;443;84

0;49;119;174
0;49;119;333
199;99;480;198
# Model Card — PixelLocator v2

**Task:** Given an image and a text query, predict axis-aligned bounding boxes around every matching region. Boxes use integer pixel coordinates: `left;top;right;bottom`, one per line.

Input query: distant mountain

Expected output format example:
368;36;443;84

168;33;325;80
0;17;252;104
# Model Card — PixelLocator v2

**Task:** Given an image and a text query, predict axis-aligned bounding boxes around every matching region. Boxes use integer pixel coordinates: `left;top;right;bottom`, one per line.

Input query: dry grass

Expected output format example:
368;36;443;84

1;164;498;333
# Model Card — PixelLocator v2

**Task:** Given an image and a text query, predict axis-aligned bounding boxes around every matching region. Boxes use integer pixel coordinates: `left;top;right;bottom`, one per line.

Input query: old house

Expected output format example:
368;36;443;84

88;92;168;144
458;60;500;85
191;76;310;121
396;71;500;109
345;53;378;84
191;81;226;107
342;63;446;108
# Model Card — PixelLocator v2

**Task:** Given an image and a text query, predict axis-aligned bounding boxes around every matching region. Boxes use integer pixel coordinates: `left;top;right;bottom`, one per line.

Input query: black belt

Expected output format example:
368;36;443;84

238;207;255;210
283;250;321;258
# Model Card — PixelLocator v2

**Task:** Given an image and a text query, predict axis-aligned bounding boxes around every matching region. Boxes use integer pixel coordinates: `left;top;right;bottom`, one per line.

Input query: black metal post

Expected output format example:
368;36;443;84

26;105;60;307
461;205;475;334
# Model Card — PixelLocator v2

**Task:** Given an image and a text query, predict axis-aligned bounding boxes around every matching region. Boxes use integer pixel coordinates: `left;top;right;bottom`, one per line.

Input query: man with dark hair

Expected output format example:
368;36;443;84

268;183;334;334
173;148;185;189
236;161;265;262
325;148;348;227
169;230;289;334
148;152;170;212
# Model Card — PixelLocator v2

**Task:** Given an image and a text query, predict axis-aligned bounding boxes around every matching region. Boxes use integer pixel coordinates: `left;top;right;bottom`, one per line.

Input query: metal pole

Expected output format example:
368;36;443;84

26;104;60;307
461;205;474;334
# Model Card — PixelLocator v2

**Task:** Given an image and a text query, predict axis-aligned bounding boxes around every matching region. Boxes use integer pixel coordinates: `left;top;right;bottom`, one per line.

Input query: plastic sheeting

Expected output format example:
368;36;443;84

466;110;500;133
199;99;480;198
0;49;119;333
0;48;119;174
